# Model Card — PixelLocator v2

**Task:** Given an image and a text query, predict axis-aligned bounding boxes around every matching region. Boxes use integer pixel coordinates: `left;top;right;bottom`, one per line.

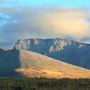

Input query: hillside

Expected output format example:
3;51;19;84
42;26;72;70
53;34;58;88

16;50;90;78
14;38;90;69
0;48;4;52
0;49;90;78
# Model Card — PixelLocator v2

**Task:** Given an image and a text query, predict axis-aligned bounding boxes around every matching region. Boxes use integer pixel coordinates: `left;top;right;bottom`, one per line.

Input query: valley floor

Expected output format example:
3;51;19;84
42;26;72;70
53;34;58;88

0;78;90;90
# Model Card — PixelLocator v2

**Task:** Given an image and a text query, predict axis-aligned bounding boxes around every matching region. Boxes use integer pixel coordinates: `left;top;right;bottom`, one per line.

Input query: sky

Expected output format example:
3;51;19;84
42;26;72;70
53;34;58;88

0;0;90;7
0;0;90;49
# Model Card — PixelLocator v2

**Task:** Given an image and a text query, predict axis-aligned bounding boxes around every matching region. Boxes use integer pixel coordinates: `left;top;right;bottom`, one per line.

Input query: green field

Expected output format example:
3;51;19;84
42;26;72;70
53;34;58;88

0;78;90;90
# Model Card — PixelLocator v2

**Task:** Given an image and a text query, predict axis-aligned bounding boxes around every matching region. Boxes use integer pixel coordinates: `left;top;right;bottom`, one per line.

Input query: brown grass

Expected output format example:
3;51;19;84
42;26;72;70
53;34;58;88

16;50;90;79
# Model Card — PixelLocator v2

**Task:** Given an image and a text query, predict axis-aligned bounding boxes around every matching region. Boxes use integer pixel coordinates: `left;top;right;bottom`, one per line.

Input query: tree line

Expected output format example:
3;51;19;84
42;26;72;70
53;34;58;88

0;78;89;90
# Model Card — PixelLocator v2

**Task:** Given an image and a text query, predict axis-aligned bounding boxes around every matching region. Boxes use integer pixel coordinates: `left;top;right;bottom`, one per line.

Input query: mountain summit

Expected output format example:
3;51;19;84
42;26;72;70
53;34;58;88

14;38;90;69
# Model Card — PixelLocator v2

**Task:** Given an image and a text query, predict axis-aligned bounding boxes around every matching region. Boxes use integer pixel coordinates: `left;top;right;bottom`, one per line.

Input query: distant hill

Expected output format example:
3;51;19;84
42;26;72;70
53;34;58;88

0;48;4;52
0;49;90;78
14;38;90;69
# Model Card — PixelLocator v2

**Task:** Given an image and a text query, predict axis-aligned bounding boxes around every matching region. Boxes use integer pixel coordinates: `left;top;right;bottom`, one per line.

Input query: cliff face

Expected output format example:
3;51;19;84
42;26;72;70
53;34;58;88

14;38;90;69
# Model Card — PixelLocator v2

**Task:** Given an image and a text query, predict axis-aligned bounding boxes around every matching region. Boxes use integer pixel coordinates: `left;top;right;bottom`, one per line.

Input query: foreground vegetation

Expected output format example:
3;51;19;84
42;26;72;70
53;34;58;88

0;78;90;90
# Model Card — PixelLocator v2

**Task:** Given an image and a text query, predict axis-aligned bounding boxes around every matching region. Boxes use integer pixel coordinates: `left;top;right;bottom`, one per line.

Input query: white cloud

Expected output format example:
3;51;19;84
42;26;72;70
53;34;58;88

26;7;89;39
0;7;90;48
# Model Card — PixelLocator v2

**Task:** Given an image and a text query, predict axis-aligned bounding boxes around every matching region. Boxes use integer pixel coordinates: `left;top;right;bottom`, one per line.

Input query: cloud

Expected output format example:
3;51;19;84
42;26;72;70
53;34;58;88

32;10;89;39
0;7;90;48
81;37;90;42
19;7;89;39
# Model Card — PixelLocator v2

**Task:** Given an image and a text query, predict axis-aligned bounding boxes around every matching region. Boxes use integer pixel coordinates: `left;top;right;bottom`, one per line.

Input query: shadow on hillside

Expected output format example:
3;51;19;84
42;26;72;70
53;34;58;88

0;50;22;77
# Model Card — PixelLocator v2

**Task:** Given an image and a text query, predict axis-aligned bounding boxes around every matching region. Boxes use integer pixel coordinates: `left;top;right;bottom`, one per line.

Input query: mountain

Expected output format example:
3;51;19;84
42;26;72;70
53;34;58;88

0;48;5;52
14;38;90;69
0;49;90;78
0;50;21;77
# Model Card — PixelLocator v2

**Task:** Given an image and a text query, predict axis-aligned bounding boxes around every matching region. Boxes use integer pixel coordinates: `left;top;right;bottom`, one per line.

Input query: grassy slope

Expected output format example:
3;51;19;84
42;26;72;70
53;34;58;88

16;50;90;78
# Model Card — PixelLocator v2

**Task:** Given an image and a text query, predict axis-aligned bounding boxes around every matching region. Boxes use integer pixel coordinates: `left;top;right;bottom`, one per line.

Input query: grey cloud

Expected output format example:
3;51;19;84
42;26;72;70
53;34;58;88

81;37;90;42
